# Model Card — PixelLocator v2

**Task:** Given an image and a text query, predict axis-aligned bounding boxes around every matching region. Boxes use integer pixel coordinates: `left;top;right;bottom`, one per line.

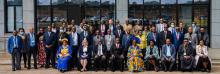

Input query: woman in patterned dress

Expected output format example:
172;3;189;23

127;37;144;72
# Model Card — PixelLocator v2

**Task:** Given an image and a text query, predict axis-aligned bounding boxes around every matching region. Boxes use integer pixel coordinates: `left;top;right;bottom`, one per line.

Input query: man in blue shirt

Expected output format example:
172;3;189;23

8;30;23;71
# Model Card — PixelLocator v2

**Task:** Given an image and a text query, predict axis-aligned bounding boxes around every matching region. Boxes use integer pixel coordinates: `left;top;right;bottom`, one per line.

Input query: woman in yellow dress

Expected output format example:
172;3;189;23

136;30;147;58
127;37;144;72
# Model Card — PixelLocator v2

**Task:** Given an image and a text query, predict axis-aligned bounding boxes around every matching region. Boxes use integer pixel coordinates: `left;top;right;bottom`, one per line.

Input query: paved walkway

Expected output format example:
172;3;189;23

0;65;220;74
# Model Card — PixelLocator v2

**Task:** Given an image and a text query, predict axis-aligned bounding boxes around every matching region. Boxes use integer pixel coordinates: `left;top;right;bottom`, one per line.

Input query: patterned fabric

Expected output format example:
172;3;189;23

127;46;144;72
38;40;46;65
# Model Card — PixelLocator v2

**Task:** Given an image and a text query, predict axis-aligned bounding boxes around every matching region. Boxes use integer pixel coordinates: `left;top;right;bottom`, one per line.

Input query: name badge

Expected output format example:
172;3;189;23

184;52;186;56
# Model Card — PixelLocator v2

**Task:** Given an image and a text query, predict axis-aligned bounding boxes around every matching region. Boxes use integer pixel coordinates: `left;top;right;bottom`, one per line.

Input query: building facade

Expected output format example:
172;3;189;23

0;0;219;52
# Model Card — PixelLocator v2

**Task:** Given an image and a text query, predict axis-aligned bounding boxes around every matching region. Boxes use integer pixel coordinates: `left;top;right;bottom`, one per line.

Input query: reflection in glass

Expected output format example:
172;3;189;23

179;6;192;26
53;6;67;25
7;0;22;5
68;0;83;5
101;0;115;20
37;0;50;5
129;0;143;5
7;7;15;32
144;0;160;5
52;0;66;5
16;6;23;30
161;5;177;23
144;5;160;23
85;0;100;21
194;0;209;4
194;5;208;27
37;6;51;29
161;0;176;4
178;0;192;4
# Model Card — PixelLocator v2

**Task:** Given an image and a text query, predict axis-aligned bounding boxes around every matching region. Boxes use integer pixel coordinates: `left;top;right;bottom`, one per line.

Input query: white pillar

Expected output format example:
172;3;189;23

0;0;5;36
211;0;220;48
116;0;128;25
23;0;35;31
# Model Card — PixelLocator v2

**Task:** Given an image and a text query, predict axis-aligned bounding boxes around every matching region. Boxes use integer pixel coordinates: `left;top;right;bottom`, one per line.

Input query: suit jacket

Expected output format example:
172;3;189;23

18;34;28;53
197;33;209;46
178;44;194;57
161;44;176;59
79;31;91;45
113;28;124;43
93;35;104;47
184;33;198;49
94;44;107;56
159;31;172;46
26;33;38;51
110;43;124;56
7;35;23;54
43;31;56;48
156;23;165;33
106;24;116;35
147;32;159;46
79;45;92;59
145;46;160;60
104;34;115;51
122;34;134;50
172;31;184;49
99;24;107;36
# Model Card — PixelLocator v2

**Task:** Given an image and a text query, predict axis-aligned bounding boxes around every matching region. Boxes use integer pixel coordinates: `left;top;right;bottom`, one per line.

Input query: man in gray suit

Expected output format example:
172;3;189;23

104;29;115;67
184;27;198;49
198;27;209;46
156;18;166;33
161;38;176;72
192;22;200;34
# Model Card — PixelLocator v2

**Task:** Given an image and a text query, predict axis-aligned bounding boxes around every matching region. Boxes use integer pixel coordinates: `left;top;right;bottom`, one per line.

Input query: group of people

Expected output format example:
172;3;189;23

7;18;211;73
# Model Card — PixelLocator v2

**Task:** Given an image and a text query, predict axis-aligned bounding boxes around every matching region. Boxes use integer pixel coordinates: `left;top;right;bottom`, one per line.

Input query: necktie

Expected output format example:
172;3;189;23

14;36;18;48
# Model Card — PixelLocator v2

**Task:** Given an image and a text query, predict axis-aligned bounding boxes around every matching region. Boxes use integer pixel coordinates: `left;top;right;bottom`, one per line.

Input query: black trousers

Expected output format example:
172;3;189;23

71;45;78;69
161;57;176;71
94;55;107;70
28;46;38;68
110;54;124;71
12;48;21;70
197;56;211;70
45;47;56;68
20;52;27;67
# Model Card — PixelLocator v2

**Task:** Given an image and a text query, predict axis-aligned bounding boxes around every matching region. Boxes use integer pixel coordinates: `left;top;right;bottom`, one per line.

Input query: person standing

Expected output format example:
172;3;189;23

8;30;23;71
37;27;46;67
43;26;56;69
27;27;38;69
18;28;28;68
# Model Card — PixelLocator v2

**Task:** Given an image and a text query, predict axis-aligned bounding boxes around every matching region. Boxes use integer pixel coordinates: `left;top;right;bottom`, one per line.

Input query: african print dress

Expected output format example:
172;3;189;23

127;46;144;72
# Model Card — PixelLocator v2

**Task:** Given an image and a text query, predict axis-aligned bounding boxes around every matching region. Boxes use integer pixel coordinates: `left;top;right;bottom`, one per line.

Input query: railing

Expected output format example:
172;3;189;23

0;37;8;52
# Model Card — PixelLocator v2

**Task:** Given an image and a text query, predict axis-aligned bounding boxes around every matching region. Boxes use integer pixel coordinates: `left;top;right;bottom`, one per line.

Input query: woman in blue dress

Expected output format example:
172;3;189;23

57;38;72;73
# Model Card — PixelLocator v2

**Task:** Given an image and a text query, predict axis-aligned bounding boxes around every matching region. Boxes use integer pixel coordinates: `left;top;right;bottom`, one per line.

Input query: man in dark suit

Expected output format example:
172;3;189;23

8;30;23;71
147;26;159;46
26;27;38;69
94;39;107;71
198;27;209;46
106;19;115;35
80;24;91;45
43;26;56;69
57;26;69;46
114;21;124;43
159;24;172;47
99;20;107;37
110;38;124;72
68;26;80;69
172;27;184;50
161;38;176;72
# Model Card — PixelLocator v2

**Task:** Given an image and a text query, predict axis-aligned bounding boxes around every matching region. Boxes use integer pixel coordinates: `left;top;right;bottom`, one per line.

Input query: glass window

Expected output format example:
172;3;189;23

85;0;101;21
101;0;116;21
37;6;51;29
68;0;83;5
193;5;209;28
194;0;209;4
7;0;22;5
161;5;177;24
53;6;67;25
52;0;66;5
179;6;192;26
178;0;192;4
144;0;160;5
129;0;144;20
7;7;15;32
37;0;50;5
6;0;23;32
161;0;176;4
144;5;160;23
